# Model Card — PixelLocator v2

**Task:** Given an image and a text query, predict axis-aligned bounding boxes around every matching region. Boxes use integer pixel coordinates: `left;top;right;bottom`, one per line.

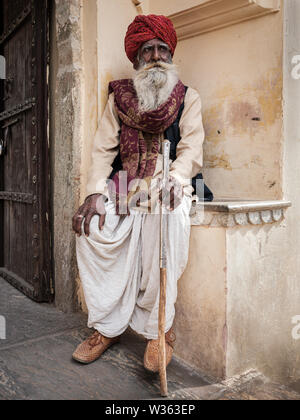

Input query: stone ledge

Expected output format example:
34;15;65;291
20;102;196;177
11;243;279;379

169;0;280;41
190;198;291;227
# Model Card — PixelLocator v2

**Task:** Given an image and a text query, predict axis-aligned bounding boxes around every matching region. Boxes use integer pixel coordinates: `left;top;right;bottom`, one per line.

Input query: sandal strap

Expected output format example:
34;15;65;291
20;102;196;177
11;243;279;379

166;329;176;348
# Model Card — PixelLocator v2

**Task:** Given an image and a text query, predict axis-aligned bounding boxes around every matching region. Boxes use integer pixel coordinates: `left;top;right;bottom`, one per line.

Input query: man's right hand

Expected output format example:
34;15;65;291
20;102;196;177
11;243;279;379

72;194;106;237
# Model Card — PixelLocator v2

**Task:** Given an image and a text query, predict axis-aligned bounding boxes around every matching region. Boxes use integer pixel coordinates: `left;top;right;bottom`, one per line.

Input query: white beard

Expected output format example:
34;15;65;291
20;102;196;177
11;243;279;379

133;61;179;113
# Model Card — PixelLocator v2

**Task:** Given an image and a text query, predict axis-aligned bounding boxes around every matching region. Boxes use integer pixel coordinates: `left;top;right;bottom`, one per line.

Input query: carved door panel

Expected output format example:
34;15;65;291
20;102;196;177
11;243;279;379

0;0;53;301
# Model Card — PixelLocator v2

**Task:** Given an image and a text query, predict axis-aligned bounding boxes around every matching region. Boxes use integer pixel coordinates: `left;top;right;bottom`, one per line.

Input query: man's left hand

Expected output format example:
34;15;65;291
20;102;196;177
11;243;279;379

158;176;183;211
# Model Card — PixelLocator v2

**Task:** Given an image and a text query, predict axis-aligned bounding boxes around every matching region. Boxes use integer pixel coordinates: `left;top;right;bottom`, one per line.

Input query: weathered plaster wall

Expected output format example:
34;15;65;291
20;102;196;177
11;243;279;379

226;220;300;383
281;0;300;385
75;0;99;312
80;0;98;203
97;0;147;115
51;0;84;312
174;226;227;379
223;0;300;386
173;9;284;200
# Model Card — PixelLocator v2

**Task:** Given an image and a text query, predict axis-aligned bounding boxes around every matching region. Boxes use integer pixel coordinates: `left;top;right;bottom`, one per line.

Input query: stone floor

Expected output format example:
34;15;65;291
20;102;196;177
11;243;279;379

0;277;299;400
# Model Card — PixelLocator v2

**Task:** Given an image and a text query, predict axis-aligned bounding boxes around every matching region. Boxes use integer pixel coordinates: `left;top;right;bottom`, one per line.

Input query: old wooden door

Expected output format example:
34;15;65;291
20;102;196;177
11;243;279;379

0;0;53;301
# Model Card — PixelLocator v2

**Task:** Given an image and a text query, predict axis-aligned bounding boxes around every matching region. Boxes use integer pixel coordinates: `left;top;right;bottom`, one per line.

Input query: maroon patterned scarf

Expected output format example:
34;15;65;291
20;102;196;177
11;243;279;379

108;78;186;214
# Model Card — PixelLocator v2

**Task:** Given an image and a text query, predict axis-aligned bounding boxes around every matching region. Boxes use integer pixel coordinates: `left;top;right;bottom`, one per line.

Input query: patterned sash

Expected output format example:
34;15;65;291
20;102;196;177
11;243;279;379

108;79;186;214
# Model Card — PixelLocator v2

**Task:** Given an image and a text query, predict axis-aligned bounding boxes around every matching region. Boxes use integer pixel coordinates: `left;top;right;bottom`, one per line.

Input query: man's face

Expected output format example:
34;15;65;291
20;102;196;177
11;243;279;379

135;38;172;69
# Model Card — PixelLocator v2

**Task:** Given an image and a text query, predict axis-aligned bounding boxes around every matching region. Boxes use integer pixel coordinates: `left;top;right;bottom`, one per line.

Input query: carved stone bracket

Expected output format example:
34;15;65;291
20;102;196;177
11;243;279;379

169;0;281;41
190;198;291;227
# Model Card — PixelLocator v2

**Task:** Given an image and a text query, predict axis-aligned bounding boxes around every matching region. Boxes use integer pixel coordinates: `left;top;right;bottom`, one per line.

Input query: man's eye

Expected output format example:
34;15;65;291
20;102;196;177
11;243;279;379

159;46;168;52
144;47;152;53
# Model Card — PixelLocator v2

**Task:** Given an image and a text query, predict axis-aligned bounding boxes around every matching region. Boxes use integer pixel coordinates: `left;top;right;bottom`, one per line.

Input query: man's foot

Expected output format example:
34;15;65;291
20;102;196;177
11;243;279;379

143;328;176;373
72;330;120;364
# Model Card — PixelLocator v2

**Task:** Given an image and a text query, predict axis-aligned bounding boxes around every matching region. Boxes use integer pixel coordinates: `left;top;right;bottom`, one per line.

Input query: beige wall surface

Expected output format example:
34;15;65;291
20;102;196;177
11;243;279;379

76;0;99;311
226;221;300;383
81;0;99;202
281;0;300;385
149;0;207;16
220;0;300;385
97;0;144;115
173;10;283;201
174;226;227;379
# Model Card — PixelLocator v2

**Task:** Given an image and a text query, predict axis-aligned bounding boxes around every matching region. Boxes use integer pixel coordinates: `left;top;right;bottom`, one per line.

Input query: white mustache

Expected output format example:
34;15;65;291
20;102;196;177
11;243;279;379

141;61;177;72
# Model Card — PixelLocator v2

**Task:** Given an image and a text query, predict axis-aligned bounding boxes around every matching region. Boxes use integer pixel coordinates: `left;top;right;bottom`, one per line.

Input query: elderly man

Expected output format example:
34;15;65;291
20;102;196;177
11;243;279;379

72;14;210;371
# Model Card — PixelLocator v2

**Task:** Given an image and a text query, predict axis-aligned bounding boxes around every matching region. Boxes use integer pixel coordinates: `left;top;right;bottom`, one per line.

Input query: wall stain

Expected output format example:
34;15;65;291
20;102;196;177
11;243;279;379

201;65;282;181
206;153;232;170
204;66;282;136
227;101;262;133
255;69;283;127
250;155;263;166
202;104;225;145
268;181;276;189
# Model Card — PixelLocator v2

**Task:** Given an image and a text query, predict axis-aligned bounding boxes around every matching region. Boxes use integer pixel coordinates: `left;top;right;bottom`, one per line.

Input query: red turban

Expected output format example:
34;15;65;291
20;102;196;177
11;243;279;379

125;14;177;63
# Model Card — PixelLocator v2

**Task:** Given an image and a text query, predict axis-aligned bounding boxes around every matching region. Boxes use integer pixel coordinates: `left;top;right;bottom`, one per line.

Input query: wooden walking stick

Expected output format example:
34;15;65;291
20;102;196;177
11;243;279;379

158;139;171;397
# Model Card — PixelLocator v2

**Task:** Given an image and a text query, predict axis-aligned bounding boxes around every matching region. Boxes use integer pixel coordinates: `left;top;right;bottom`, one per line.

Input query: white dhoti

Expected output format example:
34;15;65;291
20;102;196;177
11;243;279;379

76;192;192;340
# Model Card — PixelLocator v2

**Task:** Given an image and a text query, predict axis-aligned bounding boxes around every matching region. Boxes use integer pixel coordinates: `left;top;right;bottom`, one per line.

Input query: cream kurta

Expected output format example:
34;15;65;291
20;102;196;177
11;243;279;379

86;87;205;200
76;85;205;339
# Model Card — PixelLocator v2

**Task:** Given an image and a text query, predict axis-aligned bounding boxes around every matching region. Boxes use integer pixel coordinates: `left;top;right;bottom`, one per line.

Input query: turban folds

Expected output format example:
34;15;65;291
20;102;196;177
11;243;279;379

125;14;177;63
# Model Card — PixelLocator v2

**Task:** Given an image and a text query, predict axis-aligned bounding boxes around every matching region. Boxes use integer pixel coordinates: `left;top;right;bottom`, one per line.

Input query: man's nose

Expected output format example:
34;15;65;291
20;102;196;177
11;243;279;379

152;47;160;61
